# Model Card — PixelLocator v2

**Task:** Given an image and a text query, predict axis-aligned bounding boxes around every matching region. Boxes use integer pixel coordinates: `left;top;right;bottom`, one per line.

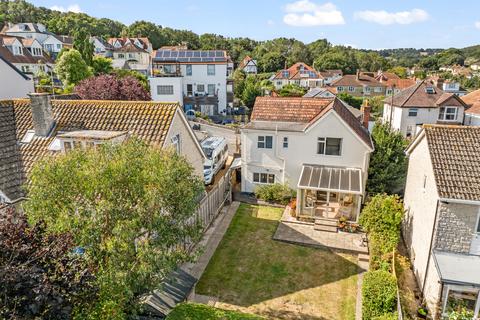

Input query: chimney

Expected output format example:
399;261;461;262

28;93;55;137
360;99;371;129
356;69;360;80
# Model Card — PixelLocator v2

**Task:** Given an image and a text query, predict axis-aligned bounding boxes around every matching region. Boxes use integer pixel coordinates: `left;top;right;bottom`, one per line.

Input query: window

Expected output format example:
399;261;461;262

439;107;458;121
186;65;192;76
186;84;193;96
364;86;371;92
348;86;355;92
282;70;289;78
128;53;134;59
374;87;383;93
63;141;73;152
13;46;23;55
422;175;427;190
386;89;393;95
207;84;215;96
21;66;30;73
118;53;125;59
283;137;288;148
171;134;181;153
337;86;344;92
253;173;275;184
443;286;480;319
257;136;273;149
276;81;282;86
157;85;174;95
317;137;342;156
408;108;418;117
406;125;415;137
207;65;215;75
56;44;61;49
197;84;205;92
476;213;480;233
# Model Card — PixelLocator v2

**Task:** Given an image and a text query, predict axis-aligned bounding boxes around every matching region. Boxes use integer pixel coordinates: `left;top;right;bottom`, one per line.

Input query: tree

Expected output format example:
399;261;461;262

127;20;165;49
232;69;247;99
0;206;96;319
73;28;94;66
54;49;92;86
337;92;363;108
242;76;262;109
367;122;408;194
277;83;307;97
314;48;358;74
113;69;150;91
258;51;285;73
25;139;205;318
91;56;113;75
387;66;408;79
74;74;150;100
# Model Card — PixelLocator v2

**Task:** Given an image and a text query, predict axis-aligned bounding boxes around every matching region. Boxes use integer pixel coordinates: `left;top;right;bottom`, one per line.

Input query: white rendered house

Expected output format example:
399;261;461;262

241;97;373;222
0;55;34;99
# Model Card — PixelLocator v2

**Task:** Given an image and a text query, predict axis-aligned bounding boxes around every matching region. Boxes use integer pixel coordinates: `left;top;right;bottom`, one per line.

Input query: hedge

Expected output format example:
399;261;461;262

254;183;296;205
166;303;263;320
362;270;398;320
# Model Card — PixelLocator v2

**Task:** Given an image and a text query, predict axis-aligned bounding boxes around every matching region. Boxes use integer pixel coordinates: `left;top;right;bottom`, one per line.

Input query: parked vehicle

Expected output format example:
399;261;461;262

221;118;235;125
202;137;228;185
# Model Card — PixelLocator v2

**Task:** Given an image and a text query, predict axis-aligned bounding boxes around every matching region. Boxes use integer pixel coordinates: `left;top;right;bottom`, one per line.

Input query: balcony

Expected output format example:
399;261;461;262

152;63;182;77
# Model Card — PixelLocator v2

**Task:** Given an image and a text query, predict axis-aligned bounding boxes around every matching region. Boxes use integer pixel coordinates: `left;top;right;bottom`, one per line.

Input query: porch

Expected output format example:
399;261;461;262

296;165;364;222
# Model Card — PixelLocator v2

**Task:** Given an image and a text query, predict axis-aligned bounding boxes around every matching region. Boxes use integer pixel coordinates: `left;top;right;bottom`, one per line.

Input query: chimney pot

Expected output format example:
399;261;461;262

28;93;55;137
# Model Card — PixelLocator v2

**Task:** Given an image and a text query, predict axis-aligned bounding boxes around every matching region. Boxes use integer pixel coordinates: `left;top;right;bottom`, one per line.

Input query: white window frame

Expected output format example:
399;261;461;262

186;64;192;76
317;137;342;156
438;106;459;121
171;134;181;154
348;86;355;92
374;87;383;93
408;108;418;117
253;172;275;184
364;86;371;92
207;84;215;96
257;135;273;149
197;84;205;92
157;85;174;95
476;211;480;234
337;86;344;92
207;64;215;76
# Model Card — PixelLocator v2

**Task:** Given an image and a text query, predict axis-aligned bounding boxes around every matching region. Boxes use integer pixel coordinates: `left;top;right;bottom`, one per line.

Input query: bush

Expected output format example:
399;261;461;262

166;303;263;320
254;183;295;205
372;312;398;320
362;270;398;320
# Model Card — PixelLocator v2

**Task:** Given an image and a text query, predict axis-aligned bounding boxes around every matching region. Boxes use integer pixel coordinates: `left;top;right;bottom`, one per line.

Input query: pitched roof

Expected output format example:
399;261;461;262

238;55;256;69
0;53;30;80
248;97;373;149
108;37;151;51
318;69;343;78
462;89;480;115
0;99;181;202
422;125;480;201
331;74;386;87
2;23;47;34
386;80;467;108
0;35;54;65
272;62;322;80
54;35;73;45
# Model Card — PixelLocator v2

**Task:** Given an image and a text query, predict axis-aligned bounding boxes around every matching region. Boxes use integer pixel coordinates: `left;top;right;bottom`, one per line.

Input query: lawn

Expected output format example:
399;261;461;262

196;204;360;320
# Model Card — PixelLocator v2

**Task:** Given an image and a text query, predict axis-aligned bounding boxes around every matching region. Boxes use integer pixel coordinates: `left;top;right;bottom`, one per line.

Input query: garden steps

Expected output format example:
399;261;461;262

314;218;338;232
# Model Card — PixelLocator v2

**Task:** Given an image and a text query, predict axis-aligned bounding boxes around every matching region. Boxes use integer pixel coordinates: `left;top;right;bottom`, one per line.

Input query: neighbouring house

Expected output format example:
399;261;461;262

0;53;34;99
382;80;467;138
42;34;73;59
238;55;257;74
375;71;416;95
90;36;113;57
149;46;234;116
470;61;480;71
108;37;153;75
0;93;205;204
271;62;325;90
240;97;374;222
0;34;54;74
439;65;473;78
304;87;337;98
429;76;467;96
318;69;343;86
403;125;480;319
462;89;480;126
330;70;386;97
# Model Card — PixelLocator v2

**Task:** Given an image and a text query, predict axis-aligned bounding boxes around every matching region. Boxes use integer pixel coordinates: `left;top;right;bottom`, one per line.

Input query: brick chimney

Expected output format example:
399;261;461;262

360;99;371;129
28;93;55;137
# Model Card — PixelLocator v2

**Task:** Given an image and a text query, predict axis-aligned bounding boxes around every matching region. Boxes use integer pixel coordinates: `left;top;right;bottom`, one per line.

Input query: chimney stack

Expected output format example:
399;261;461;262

360;99;371;129
28;93;55;137
356;69;360;80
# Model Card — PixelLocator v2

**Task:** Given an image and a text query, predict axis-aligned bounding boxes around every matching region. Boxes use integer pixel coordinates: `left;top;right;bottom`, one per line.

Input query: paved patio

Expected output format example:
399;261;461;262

273;217;369;254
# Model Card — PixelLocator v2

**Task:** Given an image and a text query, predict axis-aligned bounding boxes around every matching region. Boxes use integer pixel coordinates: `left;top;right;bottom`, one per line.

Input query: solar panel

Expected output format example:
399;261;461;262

153;50;228;63
179;51;185;57
186;51;193;57
171;51;178;58
208;51;215;57
215;51;223;57
201;51;207;57
191;57;202;62
193;51;200;57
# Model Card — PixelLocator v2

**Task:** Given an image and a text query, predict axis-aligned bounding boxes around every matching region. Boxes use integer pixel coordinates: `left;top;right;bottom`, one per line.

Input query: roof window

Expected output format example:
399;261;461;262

425;86;436;94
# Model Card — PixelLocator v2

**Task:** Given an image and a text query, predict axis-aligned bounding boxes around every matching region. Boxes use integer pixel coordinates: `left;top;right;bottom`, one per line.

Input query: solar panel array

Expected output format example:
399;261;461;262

153;50;227;63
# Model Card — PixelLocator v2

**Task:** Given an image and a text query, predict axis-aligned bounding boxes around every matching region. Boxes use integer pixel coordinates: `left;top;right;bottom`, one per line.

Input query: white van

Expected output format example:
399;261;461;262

202;137;228;185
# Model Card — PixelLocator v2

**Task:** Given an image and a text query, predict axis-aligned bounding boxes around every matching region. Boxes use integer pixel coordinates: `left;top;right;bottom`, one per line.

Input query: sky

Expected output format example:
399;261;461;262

29;0;480;49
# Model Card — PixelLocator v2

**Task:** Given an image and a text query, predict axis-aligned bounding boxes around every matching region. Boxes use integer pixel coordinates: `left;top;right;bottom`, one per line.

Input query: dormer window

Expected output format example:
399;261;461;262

32;47;42;56
438;107;458;121
425;86;436;94
282;70;289;78
13;45;23;55
57;130;128;152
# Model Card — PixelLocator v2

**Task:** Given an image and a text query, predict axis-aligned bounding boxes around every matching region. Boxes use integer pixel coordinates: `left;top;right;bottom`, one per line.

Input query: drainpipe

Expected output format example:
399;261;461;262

422;199;441;296
274;124;286;184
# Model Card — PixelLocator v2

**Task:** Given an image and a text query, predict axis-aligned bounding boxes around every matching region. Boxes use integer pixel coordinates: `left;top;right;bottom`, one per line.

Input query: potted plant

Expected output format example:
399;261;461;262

417;306;428;319
338;216;347;230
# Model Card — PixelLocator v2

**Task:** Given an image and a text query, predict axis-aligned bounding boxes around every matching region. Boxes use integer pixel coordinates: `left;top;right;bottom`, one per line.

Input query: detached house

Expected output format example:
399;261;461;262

404;125;480;319
330;71;386;97
108;37;153;75
241;97;373;222
463;89;480;126
0;54;34;99
238;55;257;74
271;62;325;90
0;94;205;204
375;71;416;95
382;80;467;137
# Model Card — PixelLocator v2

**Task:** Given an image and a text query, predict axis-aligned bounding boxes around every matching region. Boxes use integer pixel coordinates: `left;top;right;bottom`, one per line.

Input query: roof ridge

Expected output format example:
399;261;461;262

398;80;425;107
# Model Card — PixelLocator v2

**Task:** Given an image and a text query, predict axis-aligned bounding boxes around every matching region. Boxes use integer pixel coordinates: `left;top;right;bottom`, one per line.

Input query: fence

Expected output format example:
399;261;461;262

392;249;405;320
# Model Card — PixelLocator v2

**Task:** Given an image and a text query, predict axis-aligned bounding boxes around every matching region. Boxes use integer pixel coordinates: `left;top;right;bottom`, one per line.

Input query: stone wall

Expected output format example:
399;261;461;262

434;203;478;253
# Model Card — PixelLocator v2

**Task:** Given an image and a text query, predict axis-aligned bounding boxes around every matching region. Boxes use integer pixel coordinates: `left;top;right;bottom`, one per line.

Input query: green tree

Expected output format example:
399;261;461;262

127;20;165;49
278;83;307;97
112;69;149;91
242;76;262;109
337;93;363;108
314;47;358;74
91;56;113;75
387;66;408;79
367;122;408;194
54;49;92;86
73;28;95;66
258;51;285;73
232;69;247;99
25;138;205;318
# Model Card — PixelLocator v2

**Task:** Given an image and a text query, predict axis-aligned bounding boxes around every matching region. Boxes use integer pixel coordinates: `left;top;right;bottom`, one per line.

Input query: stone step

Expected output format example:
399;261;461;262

314;224;338;233
314;218;338;227
358;254;370;262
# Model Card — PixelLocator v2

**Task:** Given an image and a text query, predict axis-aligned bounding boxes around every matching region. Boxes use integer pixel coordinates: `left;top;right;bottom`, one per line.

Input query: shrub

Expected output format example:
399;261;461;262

166;303;263;319
372;312;398;320
254;183;295;205
74;74;151;101
362;270;398;320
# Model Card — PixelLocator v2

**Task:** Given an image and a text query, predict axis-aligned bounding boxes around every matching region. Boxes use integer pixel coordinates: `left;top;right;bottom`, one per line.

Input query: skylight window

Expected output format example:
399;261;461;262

21;130;35;144
425;86;436;94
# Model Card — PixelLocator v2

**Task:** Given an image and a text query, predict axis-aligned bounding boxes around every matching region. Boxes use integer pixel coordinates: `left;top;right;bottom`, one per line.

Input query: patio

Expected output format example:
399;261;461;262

275;209;369;254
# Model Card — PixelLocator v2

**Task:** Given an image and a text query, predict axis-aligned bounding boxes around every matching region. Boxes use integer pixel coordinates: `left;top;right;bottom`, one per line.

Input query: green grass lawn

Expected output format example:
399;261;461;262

196;204;360;320
166;303;263;320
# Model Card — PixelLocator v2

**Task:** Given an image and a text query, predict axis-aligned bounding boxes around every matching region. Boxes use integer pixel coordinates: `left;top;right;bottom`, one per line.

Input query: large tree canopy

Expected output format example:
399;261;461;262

54;49;92;86
74;74;151;100
25;139;205;318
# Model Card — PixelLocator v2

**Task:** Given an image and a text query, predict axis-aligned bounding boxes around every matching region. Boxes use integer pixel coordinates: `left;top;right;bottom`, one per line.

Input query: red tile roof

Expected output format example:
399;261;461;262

272;62;322;80
331;74;386;87
462;89;480;115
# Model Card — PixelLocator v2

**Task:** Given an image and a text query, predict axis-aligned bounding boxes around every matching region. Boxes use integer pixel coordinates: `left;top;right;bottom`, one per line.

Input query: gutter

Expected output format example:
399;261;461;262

439;198;480;206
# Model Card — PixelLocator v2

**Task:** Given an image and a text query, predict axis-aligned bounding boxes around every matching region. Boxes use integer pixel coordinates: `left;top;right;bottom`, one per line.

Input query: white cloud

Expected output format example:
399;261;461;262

475;21;480;29
283;1;345;27
267;19;275;26
50;4;82;13
354;8;429;25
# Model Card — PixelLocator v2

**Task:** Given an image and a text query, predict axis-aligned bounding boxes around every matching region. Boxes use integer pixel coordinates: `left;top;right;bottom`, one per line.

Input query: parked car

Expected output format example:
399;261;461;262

222;118;235;125
209;115;223;124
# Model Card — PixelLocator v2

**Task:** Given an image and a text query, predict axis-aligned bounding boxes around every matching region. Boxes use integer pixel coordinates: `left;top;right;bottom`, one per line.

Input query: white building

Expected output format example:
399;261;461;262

238;55;257;74
271;62;325;90
90;36;113;57
241;97;373;222
0;54;34;99
403;125;480;319
382;80;467;138
149;47;234;116
107;37;152;75
462;89;480;126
